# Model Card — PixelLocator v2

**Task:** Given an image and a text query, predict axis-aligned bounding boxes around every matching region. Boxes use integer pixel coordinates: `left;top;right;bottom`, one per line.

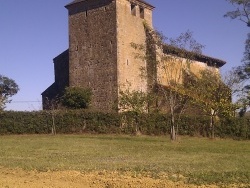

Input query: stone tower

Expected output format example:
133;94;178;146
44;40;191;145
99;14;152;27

65;0;154;111
42;0;226;112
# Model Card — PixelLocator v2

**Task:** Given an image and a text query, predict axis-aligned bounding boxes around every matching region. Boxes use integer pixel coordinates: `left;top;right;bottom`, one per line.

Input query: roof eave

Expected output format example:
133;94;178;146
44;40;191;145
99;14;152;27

163;45;226;68
65;0;86;9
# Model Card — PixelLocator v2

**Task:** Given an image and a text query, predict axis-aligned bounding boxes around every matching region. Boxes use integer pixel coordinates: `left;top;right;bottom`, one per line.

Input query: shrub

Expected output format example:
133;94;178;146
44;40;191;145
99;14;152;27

61;87;92;109
0;110;249;139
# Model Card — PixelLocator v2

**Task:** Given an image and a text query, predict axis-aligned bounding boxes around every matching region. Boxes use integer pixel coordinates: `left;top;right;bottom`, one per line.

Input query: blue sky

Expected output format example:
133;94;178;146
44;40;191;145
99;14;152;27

1;0;249;111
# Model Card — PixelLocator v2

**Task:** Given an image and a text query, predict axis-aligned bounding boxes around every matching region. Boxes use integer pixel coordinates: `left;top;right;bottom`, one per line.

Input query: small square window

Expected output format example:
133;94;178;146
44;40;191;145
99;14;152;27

140;7;144;19
131;4;136;16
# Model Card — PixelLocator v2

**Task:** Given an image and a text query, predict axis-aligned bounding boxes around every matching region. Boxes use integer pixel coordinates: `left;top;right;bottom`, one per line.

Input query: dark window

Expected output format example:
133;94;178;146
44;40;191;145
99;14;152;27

131;4;136;16
85;10;88;17
140;7;144;19
110;41;113;53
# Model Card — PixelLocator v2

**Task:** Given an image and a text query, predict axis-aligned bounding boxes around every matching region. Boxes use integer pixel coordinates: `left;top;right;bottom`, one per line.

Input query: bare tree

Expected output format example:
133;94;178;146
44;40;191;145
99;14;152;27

45;97;60;135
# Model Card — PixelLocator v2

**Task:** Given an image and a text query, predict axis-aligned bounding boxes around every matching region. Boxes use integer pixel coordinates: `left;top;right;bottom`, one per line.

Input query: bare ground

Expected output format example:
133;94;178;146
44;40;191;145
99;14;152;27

0;167;247;188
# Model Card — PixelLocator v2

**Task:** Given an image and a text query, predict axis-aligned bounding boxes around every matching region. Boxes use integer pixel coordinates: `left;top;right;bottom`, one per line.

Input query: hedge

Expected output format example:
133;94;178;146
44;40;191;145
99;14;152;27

0;110;249;139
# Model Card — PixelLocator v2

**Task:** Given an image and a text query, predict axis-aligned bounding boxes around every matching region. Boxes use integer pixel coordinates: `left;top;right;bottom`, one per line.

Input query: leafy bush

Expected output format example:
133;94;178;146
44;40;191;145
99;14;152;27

217;117;250;139
61;87;92;109
0;110;249;139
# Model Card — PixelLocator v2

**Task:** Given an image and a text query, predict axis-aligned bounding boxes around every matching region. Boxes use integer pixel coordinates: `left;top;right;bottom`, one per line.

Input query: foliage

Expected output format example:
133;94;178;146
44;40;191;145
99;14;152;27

118;88;156;134
224;0;250;27
224;0;250;115
132;23;205;141
0;75;19;110
236;35;250;115
218;116;250;139
0;110;249;139
119;89;153;114
191;70;233;116
222;69;247;117
189;70;233;138
235;34;250;80
61;87;92;109
168;30;205;53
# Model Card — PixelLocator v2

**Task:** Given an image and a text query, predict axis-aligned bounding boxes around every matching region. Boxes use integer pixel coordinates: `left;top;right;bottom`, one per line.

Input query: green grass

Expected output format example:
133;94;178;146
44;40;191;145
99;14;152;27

0;134;249;185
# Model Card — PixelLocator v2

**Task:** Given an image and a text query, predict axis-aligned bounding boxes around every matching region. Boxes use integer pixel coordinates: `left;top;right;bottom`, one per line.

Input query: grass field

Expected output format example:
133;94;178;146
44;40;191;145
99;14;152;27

0;134;249;186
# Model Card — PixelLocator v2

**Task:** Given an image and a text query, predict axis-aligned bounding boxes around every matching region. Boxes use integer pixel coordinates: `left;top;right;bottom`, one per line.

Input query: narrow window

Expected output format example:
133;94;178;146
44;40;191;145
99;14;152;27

140;7;144;19
110;41;113;53
126;59;129;65
131;3;136;16
85;10;88;17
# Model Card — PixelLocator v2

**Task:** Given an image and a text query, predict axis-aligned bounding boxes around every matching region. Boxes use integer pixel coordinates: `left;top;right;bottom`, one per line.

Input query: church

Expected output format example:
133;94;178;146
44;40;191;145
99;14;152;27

42;0;226;112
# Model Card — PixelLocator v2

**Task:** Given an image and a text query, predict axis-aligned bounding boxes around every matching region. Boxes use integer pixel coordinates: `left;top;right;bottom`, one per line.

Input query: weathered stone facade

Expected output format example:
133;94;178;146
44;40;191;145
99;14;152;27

67;0;118;112
42;0;226;112
42;0;154;111
42;50;69;109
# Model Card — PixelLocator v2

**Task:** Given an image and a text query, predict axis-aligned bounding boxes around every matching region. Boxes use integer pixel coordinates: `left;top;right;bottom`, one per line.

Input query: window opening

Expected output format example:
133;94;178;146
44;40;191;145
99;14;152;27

110;41;113;53
140;7;144;19
131;3;136;16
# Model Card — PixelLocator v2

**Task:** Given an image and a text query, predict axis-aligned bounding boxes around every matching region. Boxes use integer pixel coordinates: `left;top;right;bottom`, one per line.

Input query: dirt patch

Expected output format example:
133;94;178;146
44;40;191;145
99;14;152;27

0;167;244;188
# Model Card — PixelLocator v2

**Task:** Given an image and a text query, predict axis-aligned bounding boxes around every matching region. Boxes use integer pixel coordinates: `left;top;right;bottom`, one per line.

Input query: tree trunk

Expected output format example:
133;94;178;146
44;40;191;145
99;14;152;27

210;109;215;139
170;114;176;141
211;116;214;139
52;112;56;135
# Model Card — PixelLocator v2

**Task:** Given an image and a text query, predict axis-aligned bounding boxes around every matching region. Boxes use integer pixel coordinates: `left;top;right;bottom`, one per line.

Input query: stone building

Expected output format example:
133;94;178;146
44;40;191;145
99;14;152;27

42;0;226;112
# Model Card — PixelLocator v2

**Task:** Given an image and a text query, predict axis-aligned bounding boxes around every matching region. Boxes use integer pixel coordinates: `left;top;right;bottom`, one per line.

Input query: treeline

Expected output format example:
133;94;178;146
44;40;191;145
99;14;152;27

0;110;249;139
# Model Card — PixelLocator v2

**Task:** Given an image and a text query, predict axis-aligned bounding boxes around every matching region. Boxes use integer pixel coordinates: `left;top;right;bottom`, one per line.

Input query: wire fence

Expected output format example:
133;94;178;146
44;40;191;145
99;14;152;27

6;100;43;111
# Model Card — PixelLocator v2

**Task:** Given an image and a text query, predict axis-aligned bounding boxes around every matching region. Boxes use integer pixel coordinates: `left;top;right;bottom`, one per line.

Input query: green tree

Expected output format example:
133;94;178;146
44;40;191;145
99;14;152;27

119;88;154;134
224;0;250;27
132;23;204;141
158;31;205;141
61;87;92;109
0;75;19;110
190;70;233;139
119;89;152;114
222;68;245;116
235;34;250;80
224;0;250;115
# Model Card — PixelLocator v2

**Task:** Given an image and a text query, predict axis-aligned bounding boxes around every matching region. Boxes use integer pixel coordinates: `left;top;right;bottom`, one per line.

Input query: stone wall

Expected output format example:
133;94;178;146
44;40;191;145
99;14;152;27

54;50;69;93
67;0;118;112
42;50;69;109
116;0;153;94
66;0;154;112
157;55;220;87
